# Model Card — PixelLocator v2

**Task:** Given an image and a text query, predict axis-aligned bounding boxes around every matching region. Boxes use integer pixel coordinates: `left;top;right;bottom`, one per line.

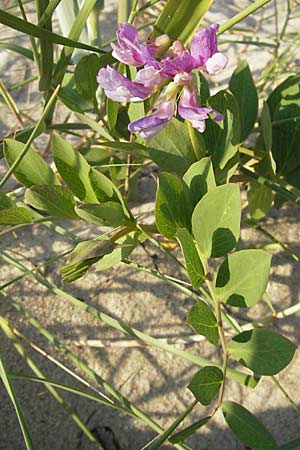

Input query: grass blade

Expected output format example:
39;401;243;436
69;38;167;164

0;251;259;389
0;354;36;450
0;291;190;450
0;316;104;450
147;401;198;450
0;8;105;53
0;42;34;60
218;0;272;35
8;372;136;416
150;0;213;43
36;0;54;91
38;0;63;27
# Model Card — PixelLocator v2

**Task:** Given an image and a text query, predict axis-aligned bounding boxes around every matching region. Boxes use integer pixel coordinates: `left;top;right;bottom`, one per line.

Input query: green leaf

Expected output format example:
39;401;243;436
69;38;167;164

4;138;58;187
0;192;13;210
74;53;103;100
96;141;148;158
147;119;197;175
261;101;272;153
0;127;36;160
267;74;300;117
151;0;213;43
0;8;104;54
155;172;192;239
228;329;296;375
0;356;36;450
0;42;34;61
127;66;145;125
271;78;300;176
61;239;116;282
68;239;116;264
0;207;33;225
176;228;204;289
216;249;271;308
192;184;241;258
194;71;210;104
169;416;211;444
188;366;223;405
188;300;218;346
89;168;132;219
183;157;216;209
222;401;277;450
75;112;113;141
52;134;97;202
25;185;78;219
75;202;128;227
59;73;94;113
276;438;300;450
96;231;143;271
229;60;258;141
204;91;240;175
89;168;121;203
106;99;119;133
247;181;274;220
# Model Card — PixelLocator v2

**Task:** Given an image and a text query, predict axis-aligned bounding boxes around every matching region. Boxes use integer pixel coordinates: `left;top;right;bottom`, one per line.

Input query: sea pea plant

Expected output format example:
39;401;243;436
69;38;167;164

0;0;300;449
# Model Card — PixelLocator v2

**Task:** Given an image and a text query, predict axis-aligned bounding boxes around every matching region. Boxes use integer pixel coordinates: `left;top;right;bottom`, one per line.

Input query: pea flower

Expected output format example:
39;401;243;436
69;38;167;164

129;97;175;139
111;22;169;68
178;87;223;133
97;22;227;139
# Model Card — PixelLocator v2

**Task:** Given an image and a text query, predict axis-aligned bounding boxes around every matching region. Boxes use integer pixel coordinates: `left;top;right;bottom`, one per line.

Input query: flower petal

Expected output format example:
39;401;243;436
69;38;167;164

205;52;228;75
178;87;222;133
190;24;219;66
97;66;152;102
135;66;163;87
129;98;175;139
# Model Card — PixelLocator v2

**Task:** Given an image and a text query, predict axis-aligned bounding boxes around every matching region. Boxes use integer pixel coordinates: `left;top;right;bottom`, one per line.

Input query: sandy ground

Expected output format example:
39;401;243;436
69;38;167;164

0;1;300;449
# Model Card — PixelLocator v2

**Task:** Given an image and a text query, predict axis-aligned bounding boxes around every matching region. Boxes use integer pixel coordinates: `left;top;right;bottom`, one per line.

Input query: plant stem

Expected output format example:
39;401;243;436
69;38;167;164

201;257;228;408
0;292;190;450
0;252;258;388
218;0;271;35
0;316;104;449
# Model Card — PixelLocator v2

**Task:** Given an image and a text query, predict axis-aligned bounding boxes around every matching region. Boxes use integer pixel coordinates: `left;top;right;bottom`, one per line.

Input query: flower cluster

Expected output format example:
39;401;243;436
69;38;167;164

97;23;228;139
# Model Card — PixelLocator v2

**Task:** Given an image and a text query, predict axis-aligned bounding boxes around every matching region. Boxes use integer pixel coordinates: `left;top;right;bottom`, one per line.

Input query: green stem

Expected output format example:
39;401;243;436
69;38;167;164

201;257;228;408
17;0;40;74
0;316;104;449
146;401;198;450
218;0;272;34
240;166;300;204
0;252;258;388
0;354;35;450
271;376;300;414
0;292;190;450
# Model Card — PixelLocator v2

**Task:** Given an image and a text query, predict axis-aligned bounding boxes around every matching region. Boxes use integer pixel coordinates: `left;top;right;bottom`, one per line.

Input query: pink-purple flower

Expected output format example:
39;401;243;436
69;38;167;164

97;22;227;139
129;97;175;139
178;87;223;133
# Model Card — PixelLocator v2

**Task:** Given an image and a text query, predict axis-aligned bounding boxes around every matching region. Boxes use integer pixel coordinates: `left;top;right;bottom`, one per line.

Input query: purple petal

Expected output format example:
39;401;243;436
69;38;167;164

117;23;138;44
111;42;144;66
190;24;219;67
205;52;228;75
111;23;147;66
97;66;152;102
129;98;175;139
135;66;163;87
112;23;162;68
178;87;222;133
161;50;196;78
